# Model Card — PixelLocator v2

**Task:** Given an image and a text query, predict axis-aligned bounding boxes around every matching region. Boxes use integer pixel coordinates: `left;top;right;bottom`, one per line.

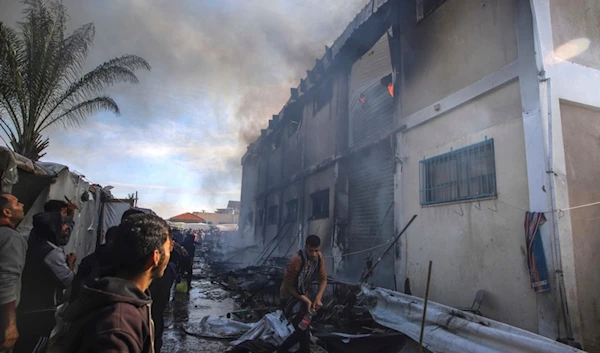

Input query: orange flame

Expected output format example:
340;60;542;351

387;83;394;97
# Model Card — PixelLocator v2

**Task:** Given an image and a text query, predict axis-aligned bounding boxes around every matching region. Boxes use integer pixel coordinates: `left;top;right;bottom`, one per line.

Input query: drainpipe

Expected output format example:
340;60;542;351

543;76;573;340
527;1;573;339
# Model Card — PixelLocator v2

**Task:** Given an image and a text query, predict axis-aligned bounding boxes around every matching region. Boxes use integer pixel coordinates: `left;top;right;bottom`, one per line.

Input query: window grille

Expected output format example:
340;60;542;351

420;138;496;205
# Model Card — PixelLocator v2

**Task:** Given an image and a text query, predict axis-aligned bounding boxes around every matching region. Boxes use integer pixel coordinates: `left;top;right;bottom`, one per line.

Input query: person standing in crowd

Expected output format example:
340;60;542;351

59;214;172;353
277;235;327;353
70;208;145;303
148;229;177;353
181;233;196;290
0;194;26;352
43;200;77;244
13;212;76;353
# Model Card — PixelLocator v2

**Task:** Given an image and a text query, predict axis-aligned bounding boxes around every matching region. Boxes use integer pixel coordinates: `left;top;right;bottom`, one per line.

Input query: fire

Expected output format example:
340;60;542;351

387;83;394;97
359;96;367;104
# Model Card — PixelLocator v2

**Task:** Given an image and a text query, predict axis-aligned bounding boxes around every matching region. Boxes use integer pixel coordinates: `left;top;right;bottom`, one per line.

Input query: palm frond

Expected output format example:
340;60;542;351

0;0;150;160
38;96;119;132
38;54;149;129
0;23;26;137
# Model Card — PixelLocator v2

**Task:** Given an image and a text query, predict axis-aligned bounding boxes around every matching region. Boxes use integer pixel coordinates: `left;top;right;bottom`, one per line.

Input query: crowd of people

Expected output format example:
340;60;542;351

0;192;328;353
0;193;197;353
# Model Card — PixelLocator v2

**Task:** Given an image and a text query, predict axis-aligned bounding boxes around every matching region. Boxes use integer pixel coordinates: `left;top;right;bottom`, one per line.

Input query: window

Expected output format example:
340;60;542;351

247;212;254;226
311;189;330;219
286;199;298;222
420;138;497;205
207;221;213;225
257;209;265;226
312;81;333;116
417;0;446;22
267;205;278;225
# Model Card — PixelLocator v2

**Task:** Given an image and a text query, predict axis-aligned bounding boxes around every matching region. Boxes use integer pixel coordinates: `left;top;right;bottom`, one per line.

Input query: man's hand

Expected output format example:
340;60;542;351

67;253;77;270
0;321;18;350
301;296;313;313
66;202;78;216
311;298;323;312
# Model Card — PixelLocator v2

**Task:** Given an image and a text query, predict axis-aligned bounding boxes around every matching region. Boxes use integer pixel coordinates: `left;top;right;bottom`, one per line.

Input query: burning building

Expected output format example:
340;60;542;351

239;0;600;350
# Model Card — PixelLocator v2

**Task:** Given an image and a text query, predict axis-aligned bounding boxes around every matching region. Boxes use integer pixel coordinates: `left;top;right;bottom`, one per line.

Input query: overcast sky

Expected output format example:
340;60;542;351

0;0;366;218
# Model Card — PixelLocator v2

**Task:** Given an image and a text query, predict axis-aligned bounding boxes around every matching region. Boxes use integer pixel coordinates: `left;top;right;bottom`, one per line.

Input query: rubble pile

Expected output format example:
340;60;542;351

196;245;407;353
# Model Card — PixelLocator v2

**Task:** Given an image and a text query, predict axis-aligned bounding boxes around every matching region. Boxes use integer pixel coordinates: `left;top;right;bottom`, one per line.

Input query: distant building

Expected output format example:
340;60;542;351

168;212;206;223
193;200;240;225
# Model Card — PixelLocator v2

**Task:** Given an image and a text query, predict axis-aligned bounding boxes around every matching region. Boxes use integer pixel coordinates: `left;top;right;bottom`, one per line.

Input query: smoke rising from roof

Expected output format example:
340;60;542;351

0;0;367;214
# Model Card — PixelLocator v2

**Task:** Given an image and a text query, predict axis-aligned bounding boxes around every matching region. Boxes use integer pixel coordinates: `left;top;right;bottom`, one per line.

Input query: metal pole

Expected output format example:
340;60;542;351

419;261;433;353
360;214;417;283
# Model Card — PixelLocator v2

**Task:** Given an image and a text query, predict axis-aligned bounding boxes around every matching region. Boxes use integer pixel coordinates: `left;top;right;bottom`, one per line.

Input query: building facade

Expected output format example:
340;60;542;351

239;0;600;350
193;201;240;225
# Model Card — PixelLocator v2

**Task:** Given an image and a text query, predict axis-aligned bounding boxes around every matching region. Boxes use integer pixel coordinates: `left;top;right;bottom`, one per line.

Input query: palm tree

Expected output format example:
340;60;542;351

0;0;150;160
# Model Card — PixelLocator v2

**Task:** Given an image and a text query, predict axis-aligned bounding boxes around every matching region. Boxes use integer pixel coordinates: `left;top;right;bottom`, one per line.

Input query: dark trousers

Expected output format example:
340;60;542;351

277;308;310;353
13;309;56;353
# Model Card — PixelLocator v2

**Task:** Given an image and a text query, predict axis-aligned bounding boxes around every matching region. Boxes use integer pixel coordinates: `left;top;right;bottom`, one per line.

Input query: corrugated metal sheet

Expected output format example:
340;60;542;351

347;142;394;287
348;32;393;149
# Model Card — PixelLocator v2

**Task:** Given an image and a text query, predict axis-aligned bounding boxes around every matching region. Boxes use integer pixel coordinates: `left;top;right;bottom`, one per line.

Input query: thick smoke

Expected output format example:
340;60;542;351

0;0;367;213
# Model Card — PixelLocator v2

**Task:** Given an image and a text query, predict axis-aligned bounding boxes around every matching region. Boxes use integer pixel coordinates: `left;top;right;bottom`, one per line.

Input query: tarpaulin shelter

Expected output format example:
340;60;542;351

0;147;116;264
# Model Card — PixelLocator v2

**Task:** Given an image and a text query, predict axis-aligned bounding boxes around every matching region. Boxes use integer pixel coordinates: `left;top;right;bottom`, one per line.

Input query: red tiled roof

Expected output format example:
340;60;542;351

168;212;206;223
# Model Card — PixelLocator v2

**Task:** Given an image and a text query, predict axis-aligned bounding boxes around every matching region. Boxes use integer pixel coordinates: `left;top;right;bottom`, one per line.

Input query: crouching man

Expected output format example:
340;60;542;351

277;235;327;353
57;214;172;353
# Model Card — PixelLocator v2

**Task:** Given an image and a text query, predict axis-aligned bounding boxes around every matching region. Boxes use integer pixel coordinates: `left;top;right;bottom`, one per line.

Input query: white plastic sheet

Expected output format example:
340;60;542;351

184;315;254;339
231;310;294;347
360;286;584;353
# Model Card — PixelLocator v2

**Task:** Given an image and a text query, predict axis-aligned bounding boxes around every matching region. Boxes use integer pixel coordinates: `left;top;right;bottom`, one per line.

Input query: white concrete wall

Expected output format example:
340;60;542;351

397;81;539;331
401;0;518;116
530;0;600;349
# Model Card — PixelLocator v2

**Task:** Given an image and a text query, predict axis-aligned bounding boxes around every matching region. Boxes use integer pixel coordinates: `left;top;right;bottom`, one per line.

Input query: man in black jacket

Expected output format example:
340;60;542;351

14;212;75;353
69;208;145;303
59;213;172;353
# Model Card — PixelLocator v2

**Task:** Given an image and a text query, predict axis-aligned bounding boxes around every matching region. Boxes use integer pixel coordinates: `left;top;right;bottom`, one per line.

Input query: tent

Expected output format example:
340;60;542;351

0;147;112;264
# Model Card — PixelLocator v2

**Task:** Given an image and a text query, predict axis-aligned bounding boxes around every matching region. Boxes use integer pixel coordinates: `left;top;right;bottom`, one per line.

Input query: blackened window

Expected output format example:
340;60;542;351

257;209;265;226
311;189;330;219
271;132;281;151
267;205;278;225
288;118;301;137
286;199;298;222
312;81;333;116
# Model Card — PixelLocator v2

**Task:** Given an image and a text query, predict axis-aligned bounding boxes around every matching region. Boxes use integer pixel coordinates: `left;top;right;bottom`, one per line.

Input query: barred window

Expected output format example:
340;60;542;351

420;139;497;205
